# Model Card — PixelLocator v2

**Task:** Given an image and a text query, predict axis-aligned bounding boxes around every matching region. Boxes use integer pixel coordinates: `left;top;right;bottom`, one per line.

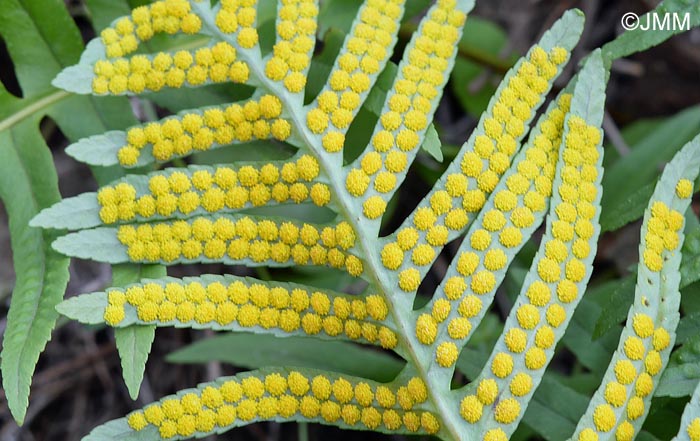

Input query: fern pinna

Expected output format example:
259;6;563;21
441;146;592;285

28;0;700;440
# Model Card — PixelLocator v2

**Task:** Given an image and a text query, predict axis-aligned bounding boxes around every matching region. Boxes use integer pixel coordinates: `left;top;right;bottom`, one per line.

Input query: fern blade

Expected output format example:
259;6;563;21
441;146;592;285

673;380;700;441
377;10;584;306
572;134;700;440
83;367;439;439
33;155;333;230
58;274;399;350
453;50;607;439
0;121;71;425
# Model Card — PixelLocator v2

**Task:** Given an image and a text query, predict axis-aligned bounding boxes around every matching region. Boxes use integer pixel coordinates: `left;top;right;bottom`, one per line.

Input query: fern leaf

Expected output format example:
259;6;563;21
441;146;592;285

52;216;364;277
36;0;700;438
0;0;135;423
83;367;439;439
339;0;473;224
259;0;319;101
673;380;700;441
111;264;167;400
33;155;332;230
54;1;255;96
377;10;583;298
453;50;607;440
304;0;409;158
63;94;293;167
58;274;398;349
407;91;573;381
572;135;700;440
0;121;70;425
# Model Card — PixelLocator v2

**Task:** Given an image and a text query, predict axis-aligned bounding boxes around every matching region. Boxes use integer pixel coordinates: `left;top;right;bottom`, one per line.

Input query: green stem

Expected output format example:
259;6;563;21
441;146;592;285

0;89;71;133
297;422;309;441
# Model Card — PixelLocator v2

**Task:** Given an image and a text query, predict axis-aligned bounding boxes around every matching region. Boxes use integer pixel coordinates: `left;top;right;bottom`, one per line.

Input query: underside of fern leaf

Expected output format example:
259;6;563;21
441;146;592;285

571;135;700;441
30;0;700;439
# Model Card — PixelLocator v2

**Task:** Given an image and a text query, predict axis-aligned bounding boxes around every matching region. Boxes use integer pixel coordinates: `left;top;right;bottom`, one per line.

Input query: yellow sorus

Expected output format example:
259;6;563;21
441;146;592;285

652;327;671;351
415;314;438;345
435;341;459;367
526;281;551;306
475;378;498;405
687;418;700;441
616;421;634;441
460;395;483;423
603;381;627;407
614;360;637;385
509;372;533;397
644;350;663;375
578;429;598;441
592;404;616;432
624;337;646;360
491;352;514;378
633;375;652;400
127;411;148;430
676;178;694;198
525;347;547;370
483;429;508;441
632;313;654;338
627;396;645;420
504;328;527;353
494;397;520;424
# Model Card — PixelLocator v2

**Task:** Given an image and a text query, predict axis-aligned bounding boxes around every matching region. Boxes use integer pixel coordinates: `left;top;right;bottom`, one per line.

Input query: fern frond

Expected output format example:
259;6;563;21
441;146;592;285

83;367;439;440
64;94;293;167
378;10;583;298
339;0;472;223
304;0;407;157
261;0;318;98
572;134;700;441
674;380;700;441
405;91;572;377
52;216;364;276
54;0;255;96
453;50;607;440
32;154;331;230
34;0;688;438
58;274;398;349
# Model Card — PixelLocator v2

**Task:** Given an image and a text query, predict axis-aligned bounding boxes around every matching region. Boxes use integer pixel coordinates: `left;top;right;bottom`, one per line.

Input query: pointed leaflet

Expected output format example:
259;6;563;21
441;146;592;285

112;264;166;400
63;93;294;168
0;0;79;422
302;0;410;159
83;367;439;439
572;135;700;440
672;380;700;441
58;274;398;350
339;0;473;226
52;216;365;278
0;0;140;423
32;155;333;231
449;51;606;439
404;90;575;384
375;10;584;302
0;118;69;425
